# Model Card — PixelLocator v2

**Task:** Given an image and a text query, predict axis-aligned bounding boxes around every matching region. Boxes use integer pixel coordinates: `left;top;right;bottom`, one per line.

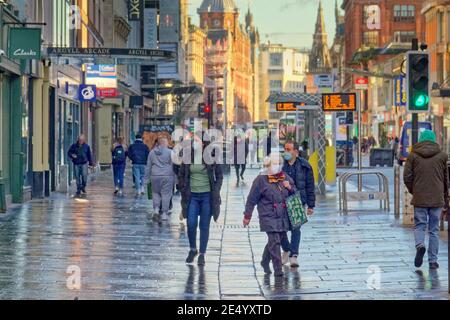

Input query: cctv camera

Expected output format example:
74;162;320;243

0;49;5;56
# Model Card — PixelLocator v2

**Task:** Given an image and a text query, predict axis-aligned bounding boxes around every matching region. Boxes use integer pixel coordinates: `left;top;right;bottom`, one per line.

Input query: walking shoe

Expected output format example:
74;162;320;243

118;189;123;197
152;213;161;222
161;213;169;221
260;261;272;275
290;255;299;268
186;249;198;264
414;245;426;268
114;188;119;195
240;174;245;181
429;262;439;270
282;251;290;265
198;254;206;266
81;188;87;195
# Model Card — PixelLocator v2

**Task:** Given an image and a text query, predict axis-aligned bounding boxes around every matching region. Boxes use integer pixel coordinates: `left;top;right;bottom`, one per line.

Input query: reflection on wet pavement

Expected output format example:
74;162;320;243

0;168;448;300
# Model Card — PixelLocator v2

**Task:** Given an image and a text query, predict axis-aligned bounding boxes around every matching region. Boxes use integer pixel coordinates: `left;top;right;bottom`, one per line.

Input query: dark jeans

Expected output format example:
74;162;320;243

235;164;246;180
262;232;289;274
281;227;301;257
113;164;125;189
74;164;88;193
187;192;212;254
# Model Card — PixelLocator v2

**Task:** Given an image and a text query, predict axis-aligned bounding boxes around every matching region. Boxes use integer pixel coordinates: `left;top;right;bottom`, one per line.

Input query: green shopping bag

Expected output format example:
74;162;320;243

285;192;308;229
147;182;152;200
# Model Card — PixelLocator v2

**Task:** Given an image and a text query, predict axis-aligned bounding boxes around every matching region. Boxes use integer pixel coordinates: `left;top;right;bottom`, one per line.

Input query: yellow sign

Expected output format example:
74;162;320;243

276;102;306;112
322;93;357;112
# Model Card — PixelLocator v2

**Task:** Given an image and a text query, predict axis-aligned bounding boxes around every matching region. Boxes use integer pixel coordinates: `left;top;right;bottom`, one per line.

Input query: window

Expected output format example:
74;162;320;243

269;80;282;90
393;31;416;43
269;53;283;67
393;5;415;23
362;31;379;47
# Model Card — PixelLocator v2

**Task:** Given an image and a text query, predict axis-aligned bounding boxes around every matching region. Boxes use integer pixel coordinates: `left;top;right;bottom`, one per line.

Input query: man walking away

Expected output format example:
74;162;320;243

404;130;448;270
112;137;127;196
144;137;175;221
68;135;94;197
128;134;150;196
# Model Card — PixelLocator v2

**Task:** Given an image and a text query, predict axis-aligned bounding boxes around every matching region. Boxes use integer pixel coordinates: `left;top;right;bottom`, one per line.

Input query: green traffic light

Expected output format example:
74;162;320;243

414;93;429;108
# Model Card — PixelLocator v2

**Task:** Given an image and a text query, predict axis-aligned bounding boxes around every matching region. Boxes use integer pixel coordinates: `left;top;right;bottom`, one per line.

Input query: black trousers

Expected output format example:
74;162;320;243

234;164;246;180
262;232;289;273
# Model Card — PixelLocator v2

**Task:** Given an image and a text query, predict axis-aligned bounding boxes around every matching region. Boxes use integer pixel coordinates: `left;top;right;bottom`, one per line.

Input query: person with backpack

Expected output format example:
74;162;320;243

68;135;95;197
112;137;127;196
128;134;150;196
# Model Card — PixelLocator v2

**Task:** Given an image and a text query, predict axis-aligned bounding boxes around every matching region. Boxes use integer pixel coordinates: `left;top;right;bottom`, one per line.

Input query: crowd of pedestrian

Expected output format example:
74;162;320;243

66;128;448;276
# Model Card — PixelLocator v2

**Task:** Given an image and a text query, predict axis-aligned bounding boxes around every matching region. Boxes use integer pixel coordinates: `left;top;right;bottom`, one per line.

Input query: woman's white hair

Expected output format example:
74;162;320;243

262;153;284;169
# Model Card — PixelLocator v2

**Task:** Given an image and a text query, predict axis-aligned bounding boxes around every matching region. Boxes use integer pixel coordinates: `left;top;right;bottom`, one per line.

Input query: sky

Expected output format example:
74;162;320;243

188;0;344;49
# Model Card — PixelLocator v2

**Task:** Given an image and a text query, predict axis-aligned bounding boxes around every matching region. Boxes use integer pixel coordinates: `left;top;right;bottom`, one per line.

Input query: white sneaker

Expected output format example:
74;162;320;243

118;189;123;197
290;256;299;268
282;251;290;265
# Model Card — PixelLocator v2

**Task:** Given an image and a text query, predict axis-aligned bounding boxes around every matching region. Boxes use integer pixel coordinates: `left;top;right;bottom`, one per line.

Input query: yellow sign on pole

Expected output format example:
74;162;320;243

322;93;357;112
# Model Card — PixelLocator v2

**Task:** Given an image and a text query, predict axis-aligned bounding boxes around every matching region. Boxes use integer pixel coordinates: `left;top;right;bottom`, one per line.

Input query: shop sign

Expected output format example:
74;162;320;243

79;84;97;102
128;0;143;21
8;28;42;60
97;88;119;98
394;76;407;107
355;77;369;90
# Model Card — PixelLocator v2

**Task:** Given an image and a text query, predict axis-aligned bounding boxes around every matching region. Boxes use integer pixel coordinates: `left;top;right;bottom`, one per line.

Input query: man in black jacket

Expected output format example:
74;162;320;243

128;134;150;196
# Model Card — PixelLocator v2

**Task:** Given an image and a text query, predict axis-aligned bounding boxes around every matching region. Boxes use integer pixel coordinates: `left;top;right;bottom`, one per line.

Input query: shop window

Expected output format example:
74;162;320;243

393;31;416;43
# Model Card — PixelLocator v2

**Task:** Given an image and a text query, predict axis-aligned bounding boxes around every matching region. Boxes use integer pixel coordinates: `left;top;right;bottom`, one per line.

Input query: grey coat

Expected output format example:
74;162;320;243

244;173;295;233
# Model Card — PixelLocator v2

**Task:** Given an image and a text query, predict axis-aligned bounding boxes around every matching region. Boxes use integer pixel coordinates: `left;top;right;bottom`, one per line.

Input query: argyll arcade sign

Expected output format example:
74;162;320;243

46;47;175;60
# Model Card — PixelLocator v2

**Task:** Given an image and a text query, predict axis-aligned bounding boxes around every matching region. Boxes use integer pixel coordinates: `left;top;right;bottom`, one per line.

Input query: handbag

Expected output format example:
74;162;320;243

285;192;308;229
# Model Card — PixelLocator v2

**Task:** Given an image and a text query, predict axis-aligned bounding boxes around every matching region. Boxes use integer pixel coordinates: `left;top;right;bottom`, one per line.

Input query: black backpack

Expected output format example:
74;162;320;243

113;146;126;163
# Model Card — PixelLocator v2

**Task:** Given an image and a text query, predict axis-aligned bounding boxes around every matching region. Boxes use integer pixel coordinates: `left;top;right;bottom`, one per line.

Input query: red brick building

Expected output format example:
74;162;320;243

342;0;426;90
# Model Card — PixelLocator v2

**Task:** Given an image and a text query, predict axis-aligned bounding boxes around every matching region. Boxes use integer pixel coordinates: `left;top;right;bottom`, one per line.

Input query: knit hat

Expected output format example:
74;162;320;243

418;130;436;143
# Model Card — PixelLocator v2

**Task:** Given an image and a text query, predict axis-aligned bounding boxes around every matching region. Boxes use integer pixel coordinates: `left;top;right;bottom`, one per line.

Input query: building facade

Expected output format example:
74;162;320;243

198;0;254;127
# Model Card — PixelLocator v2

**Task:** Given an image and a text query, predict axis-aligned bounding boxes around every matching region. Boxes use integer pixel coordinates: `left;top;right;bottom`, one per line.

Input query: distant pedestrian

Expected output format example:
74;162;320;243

243;154;296;277
111;137;127;196
68;134;95;197
179;137;223;266
233;134;249;186
282;141;315;268
404;130;448;270
128;134;150;196
144;137;175;222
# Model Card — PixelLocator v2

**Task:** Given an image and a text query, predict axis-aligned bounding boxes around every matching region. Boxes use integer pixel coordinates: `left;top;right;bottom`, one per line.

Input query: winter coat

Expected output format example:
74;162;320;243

404;141;448;208
179;164;224;222
283;157;316;208
68;143;94;166
111;144;127;166
127;140;150;165
144;146;174;181
244;173;295;233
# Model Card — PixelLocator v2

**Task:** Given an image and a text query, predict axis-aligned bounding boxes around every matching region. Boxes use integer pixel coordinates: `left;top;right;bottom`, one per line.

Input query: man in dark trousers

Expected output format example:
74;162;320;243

404;130;448;270
68;134;94;197
282;140;316;268
128;134;150;196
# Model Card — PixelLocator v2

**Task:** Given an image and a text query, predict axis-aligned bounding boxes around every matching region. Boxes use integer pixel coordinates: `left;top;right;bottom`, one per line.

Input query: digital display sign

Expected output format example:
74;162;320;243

276;102;306;112
322;93;357;112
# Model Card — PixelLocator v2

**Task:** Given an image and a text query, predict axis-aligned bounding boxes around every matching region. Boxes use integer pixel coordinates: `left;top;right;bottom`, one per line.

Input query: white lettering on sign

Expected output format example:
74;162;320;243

13;48;38;57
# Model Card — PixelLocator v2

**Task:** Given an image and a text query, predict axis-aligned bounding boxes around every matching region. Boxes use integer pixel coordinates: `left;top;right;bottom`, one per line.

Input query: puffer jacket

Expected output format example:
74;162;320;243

404;141;448;208
283;158;316;208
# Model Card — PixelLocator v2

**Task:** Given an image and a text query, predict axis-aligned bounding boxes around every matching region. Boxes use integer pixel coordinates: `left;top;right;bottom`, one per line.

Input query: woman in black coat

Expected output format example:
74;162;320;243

243;154;296;277
178;139;223;266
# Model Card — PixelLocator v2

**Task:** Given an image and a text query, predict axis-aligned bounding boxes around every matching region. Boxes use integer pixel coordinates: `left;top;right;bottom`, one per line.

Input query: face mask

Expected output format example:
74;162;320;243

283;152;293;161
269;165;282;175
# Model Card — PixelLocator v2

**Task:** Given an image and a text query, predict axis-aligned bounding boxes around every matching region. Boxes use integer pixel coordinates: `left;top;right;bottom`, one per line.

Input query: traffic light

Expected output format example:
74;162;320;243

406;51;430;113
198;103;205;118
204;105;211;114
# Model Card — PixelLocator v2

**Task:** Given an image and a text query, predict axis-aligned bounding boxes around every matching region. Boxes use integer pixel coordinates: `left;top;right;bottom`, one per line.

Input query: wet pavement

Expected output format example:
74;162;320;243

0;166;448;300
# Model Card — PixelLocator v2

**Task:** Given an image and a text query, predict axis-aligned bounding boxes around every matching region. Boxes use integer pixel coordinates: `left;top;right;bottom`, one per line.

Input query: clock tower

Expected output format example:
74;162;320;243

198;0;239;33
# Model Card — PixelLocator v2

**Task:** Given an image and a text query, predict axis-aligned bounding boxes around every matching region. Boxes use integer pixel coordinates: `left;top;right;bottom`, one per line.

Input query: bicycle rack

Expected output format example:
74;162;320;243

338;171;390;213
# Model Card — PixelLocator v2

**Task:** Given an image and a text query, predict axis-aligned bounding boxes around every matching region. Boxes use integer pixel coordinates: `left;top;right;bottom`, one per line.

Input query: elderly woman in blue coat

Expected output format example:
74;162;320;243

243;154;296;277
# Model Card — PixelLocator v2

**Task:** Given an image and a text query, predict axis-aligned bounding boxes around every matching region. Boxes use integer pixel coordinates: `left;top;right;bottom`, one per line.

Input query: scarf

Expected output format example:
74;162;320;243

268;172;286;184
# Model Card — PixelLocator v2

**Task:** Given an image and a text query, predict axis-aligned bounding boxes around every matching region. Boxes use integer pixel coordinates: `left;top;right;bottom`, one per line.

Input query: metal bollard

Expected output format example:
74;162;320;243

394;165;401;218
0;171;6;213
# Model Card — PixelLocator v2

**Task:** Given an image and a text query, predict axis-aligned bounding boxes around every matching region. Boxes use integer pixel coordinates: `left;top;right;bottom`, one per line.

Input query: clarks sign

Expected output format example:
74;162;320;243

8;28;42;60
128;0;143;21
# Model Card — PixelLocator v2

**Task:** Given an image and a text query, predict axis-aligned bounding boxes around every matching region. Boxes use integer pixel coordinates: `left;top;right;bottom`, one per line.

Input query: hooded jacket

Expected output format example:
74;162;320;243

145;145;174;178
403;141;448;208
127;139;150;165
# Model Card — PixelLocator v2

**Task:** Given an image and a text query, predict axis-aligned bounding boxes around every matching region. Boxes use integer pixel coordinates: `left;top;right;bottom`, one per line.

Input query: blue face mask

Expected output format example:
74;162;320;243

283;152;293;161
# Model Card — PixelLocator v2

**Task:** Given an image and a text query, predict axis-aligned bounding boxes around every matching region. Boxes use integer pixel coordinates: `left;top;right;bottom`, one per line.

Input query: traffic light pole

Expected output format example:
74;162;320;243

411;39;419;145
